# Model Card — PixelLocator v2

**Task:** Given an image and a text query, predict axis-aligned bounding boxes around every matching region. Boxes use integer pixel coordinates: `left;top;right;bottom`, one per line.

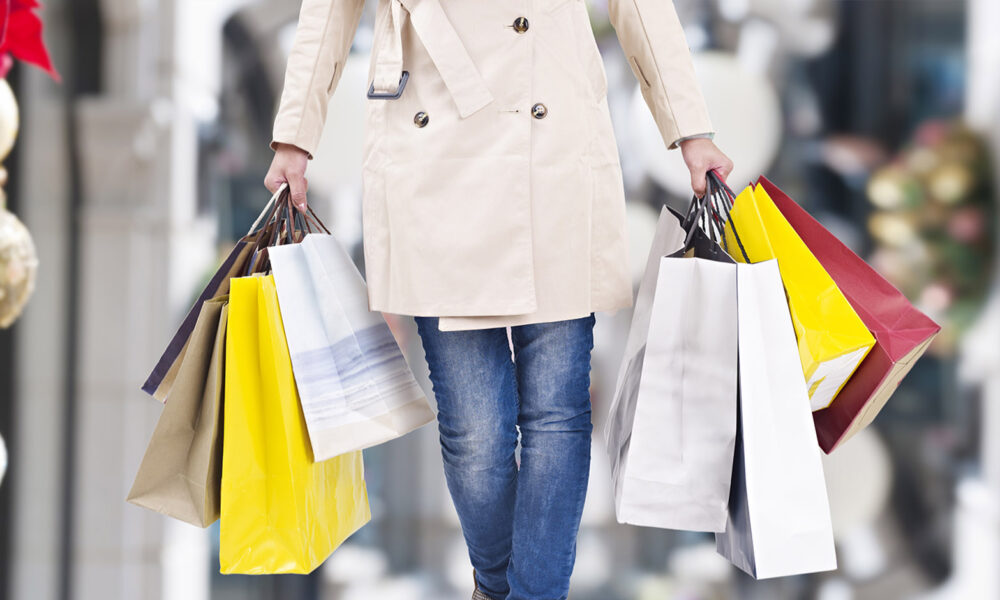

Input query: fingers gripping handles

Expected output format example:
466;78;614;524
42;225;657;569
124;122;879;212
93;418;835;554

243;184;332;276
683;169;750;263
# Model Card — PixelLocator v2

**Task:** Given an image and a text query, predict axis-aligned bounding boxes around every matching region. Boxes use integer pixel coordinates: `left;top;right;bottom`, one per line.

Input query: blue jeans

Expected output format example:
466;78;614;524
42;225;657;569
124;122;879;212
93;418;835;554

414;313;597;600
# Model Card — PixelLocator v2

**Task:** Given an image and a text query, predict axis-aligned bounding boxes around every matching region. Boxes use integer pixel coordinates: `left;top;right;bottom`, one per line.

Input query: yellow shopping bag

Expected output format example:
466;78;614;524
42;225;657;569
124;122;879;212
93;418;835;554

724;184;875;410
220;274;371;574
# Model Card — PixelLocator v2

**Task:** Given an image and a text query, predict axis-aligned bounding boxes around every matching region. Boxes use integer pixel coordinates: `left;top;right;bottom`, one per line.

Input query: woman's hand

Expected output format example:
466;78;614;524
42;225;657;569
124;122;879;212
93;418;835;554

264;142;311;212
678;138;734;197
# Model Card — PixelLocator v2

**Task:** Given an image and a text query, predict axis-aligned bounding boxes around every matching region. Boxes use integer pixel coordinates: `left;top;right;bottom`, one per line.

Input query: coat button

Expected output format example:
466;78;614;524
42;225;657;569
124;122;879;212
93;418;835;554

513;17;529;33
413;111;429;127
531;103;547;119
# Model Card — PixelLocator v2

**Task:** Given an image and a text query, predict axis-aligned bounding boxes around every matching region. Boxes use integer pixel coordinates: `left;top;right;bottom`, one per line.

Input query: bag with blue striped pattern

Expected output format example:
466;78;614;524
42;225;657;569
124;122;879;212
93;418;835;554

269;231;436;462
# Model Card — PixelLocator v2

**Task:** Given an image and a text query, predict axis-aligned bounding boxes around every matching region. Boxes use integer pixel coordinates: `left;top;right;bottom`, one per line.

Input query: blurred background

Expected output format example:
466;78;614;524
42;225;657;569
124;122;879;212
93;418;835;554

1;0;999;598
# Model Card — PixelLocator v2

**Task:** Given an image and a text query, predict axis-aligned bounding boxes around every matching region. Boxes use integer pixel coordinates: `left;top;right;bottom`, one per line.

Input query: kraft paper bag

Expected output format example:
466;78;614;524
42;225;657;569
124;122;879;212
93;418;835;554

141;185;288;402
140;242;252;402
723;184;875;411
606;204;738;533
268;233;435;462
716;259;837;578
127;296;228;527
758;176;941;453
220;275;370;574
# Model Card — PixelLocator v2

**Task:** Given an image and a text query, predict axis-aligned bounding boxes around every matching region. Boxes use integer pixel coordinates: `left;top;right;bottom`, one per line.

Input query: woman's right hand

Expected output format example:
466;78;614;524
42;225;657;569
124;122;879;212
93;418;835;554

264;142;311;212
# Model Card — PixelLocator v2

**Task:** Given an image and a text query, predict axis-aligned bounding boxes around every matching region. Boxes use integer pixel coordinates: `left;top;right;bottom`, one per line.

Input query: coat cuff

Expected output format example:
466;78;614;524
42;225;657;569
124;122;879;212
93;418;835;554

669;131;715;150
270;137;315;161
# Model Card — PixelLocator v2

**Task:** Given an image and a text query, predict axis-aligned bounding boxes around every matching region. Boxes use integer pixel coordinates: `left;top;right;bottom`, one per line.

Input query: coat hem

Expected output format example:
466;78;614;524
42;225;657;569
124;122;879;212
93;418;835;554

367;300;540;318
428;293;634;332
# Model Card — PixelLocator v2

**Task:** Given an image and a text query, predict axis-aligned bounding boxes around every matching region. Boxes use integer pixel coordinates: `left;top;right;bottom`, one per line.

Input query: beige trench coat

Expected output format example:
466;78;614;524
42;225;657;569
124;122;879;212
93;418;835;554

271;0;714;331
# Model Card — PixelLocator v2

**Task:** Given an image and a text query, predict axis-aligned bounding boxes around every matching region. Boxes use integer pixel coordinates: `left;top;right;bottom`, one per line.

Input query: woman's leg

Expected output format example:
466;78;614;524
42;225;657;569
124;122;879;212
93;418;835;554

414;316;520;600
506;313;596;600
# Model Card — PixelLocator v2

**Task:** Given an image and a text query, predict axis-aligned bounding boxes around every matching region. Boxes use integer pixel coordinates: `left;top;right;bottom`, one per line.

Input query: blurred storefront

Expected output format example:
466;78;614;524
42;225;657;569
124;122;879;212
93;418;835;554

0;0;998;599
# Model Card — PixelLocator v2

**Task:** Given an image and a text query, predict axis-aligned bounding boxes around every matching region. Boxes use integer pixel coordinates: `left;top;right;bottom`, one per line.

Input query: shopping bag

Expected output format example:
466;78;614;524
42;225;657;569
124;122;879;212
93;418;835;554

268;233;435;461
723;183;875;411
219;274;371;574
715;259;837;578
605;205;686;482
606;201;738;533
127;296;228;527
758;176;941;453
141;185;287;402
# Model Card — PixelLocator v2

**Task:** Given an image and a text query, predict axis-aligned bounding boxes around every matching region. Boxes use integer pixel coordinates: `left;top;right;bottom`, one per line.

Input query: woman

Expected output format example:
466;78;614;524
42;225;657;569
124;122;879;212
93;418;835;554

265;0;733;598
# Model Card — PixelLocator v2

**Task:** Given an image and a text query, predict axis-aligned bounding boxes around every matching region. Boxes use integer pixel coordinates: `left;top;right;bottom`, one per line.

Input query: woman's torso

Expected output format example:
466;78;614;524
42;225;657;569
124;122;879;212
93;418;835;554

359;0;632;325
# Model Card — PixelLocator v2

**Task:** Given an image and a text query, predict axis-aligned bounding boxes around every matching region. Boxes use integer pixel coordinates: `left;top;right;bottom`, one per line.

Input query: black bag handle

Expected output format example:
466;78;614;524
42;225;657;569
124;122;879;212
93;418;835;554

707;169;751;263
681;169;751;263
683;170;724;245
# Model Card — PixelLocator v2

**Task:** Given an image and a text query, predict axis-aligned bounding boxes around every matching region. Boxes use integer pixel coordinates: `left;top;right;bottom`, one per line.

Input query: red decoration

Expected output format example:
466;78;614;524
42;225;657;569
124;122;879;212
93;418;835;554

0;0;60;81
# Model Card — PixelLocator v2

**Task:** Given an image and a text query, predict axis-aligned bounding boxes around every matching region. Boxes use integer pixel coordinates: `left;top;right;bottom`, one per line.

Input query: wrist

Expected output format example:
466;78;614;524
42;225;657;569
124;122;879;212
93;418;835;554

678;137;714;150
274;141;310;157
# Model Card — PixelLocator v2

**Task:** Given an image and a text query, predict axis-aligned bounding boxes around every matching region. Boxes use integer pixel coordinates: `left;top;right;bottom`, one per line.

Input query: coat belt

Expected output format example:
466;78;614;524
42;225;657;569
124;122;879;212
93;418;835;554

370;0;494;118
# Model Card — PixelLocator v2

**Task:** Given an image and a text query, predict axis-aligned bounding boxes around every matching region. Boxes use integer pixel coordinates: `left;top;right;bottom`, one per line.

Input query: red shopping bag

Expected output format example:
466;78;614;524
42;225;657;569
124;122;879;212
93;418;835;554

757;176;941;454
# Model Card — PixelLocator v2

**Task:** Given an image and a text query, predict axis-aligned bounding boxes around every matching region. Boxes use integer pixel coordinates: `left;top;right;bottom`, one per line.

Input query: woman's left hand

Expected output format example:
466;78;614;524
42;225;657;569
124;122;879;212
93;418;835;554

678;138;734;197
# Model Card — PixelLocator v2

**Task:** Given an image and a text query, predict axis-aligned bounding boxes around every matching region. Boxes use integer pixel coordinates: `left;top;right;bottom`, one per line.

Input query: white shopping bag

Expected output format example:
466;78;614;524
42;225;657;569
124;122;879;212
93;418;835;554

716;259;838;578
269;233;436;461
606;205;738;533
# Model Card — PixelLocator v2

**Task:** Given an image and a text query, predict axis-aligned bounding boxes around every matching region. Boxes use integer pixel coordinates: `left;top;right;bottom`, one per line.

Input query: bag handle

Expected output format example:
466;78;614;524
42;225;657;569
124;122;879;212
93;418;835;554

241;186;336;276
706;169;750;263
681;169;751;263
242;187;292;276
305;206;331;234
683;172;722;244
247;183;287;236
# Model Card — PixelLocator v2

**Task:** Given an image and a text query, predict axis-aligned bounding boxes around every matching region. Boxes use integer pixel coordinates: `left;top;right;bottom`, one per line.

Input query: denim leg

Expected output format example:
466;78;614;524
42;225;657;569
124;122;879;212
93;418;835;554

506;313;596;600
414;316;519;599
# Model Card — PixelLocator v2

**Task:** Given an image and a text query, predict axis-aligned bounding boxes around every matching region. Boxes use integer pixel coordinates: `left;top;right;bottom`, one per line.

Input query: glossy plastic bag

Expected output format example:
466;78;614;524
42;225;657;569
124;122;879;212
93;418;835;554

758;177;941;452
723;184;875;410
219;274;371;574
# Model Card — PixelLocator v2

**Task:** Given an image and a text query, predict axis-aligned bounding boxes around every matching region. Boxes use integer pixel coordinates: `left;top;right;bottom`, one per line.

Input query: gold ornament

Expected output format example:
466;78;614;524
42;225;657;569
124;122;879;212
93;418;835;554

0;75;36;328
868;211;917;248
927;161;974;206
866;166;920;210
905;146;939;178
0;79;18;162
0;200;38;328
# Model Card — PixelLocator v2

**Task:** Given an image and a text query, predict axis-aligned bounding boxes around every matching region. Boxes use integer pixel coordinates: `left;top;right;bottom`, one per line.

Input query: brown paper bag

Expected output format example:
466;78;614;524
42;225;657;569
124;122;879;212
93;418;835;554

128;296;228;527
142;188;289;402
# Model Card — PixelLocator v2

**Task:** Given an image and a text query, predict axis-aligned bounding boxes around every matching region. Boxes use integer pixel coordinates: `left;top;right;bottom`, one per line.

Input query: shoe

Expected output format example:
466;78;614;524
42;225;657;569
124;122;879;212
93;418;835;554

472;568;500;600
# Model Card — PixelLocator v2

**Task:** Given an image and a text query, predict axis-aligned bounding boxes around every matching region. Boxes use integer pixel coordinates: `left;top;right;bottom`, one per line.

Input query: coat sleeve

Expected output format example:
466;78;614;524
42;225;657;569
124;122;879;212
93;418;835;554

270;0;366;160
606;0;714;150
